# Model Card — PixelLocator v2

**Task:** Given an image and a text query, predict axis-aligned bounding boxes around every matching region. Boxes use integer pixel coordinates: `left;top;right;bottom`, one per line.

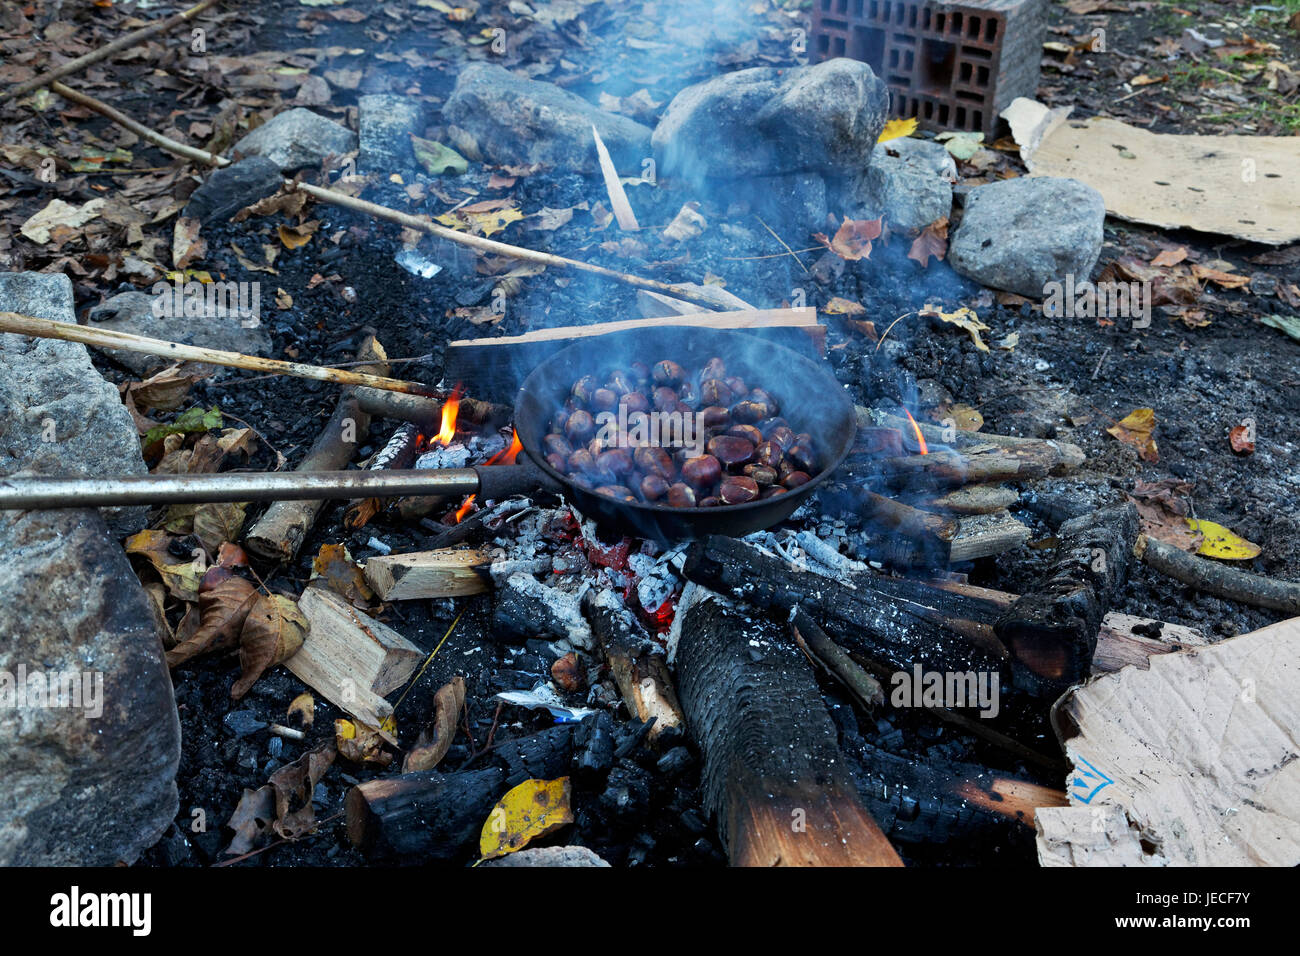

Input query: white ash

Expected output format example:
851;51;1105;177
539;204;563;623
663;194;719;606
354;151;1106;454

487;556;553;586
629;547;684;616
415;443;470;470
500;571;594;650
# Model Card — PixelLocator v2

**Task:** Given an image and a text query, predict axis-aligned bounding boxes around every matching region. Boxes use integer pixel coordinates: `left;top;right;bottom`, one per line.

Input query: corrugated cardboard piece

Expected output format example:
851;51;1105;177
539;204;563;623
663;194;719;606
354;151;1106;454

1002;97;1300;245
1037;616;1300;866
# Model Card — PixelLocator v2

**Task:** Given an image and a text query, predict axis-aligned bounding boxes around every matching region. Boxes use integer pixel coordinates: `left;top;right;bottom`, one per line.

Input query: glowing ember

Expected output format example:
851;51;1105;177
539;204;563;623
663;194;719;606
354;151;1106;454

903;408;929;455
434;386;463;447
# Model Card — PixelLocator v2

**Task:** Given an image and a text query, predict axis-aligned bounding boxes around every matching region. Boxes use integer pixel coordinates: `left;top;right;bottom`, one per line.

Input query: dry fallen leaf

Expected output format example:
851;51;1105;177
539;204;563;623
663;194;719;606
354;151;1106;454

877;117;918;143
824;296;867;316
335;718;393;766
1150;246;1188;268
165;567;259;667
310;543;373;607
813;216;883;261
287;692;315;727
1228;424;1256;455
908;217;949;268
1107;408;1159;462
125;529;206;602
403;676;466;773
921;303;990;351
479;777;574;861
233;593;308;699
1128;479;1202;552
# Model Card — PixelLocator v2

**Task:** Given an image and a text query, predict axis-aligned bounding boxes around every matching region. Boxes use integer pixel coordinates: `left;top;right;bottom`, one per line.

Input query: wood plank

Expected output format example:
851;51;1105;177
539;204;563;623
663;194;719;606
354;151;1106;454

287;586;425;737
364;547;493;601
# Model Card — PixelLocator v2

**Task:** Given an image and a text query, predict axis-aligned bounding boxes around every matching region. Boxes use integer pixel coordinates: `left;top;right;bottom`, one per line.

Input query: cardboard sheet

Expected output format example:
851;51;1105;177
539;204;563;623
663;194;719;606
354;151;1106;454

1036;616;1300;866
1002;98;1300;245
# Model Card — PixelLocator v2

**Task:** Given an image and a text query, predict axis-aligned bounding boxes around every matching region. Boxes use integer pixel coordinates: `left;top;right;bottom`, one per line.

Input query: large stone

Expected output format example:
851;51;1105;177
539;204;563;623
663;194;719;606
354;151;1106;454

0;271;180;866
0;510;182;866
442;63;652;174
652;58;889;185
847;137;955;233
232;107;357;172
358;94;431;175
0;272;148;534
183;156;283;224
87;289;271;377
948;177;1106;297
481;845;611;867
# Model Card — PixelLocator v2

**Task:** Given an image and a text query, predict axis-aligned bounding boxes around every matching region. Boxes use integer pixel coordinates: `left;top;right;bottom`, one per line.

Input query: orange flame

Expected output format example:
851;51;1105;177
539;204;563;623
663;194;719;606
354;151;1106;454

434;387;463;447
453;430;522;522
903;408;929;455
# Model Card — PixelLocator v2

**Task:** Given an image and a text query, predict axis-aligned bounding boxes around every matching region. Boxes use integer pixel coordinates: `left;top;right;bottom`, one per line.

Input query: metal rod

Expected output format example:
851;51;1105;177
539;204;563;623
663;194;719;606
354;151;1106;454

0;469;483;510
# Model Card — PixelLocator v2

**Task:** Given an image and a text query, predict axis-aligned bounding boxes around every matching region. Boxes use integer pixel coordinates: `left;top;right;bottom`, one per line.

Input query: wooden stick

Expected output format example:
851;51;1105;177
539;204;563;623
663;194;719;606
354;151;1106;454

244;336;388;562
293;182;735;310
0;0;223;104
790;608;884;711
51;81;229;167
363;548;493;602
915;484;1020;515
0;312;436;397
1137;533;1300;615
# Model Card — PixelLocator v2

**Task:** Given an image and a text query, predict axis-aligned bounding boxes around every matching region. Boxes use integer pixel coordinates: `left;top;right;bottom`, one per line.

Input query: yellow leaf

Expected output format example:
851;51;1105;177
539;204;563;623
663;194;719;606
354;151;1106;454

479;777;574;860
1188;519;1261;560
435;205;523;238
921;303;990;351
287;692;315;727
878;117;918;143
824;296;867;316
278;222;317;249
1106;408;1159;463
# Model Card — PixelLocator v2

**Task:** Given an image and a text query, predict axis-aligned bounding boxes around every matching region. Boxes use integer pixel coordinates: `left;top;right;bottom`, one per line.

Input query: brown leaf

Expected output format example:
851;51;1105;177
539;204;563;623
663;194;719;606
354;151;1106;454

1127;479;1202;551
908;217;949;268
165;567;259;667
224;785;275;857
1150;246;1188;267
813;216;883;261
1229;424;1255;455
1191;264;1250;289
127;363;208;412
310;543;374;607
403;676;466;773
172;216;205;270
269;741;335;841
335;719;392;766
233;593;308;699
823;296;866;316
1107;407;1159;462
232;188;309;223
125;529;205;601
193;500;248;554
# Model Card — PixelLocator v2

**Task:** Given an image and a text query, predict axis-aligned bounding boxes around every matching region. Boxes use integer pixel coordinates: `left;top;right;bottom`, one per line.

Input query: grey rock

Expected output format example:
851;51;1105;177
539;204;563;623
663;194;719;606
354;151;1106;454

0;509;181;866
653;58;889;184
358;94;430;175
0;272;147;534
183;157;284;224
847;137;955;232
442;63;651;174
948;177;1106;297
233;107;357;172
481;845;611;867
86;289;270;377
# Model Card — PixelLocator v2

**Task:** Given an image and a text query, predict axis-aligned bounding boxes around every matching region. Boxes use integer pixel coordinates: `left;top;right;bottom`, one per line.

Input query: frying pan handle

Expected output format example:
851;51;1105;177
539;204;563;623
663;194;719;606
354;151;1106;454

473;460;559;501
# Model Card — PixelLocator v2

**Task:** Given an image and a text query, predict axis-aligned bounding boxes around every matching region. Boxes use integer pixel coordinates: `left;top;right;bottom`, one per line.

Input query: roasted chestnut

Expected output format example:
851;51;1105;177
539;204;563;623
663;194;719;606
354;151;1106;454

652;359;685;387
677;379;699;405
788;437;817;473
719;475;760;504
724;376;747;397
700;379;733;407
760;486;787;499
732;400;771;424
608;369;636;395
782;470;811;489
629;361;650;385
621;391;651;415
595;484;636;500
746;388;779;416
726;423;763;446
597;448;634;478
634;445;673;479
565;409;595;443
640;474;670;501
680;454;722;490
701;357;726;381
544;433;575;459
571;374;597;406
568;448;597;473
700;405;731;430
743;464;778;487
653;386;679;412
753;440;782;469
546;453;567;472
592;387;618;411
666;482;697;508
766;425;797;453
706;435;755;468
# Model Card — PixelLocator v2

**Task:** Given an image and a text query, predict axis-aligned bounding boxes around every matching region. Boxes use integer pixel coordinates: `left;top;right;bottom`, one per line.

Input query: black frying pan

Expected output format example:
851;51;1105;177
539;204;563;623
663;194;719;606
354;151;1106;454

0;327;856;543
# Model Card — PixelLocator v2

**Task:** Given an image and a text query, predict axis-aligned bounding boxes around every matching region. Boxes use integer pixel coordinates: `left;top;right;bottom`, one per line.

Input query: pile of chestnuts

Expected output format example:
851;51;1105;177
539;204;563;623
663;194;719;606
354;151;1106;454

541;356;818;508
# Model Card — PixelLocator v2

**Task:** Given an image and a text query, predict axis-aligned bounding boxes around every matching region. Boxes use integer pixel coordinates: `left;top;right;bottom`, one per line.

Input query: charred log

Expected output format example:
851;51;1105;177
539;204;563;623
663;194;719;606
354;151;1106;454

344;767;503;861
995;503;1139;696
675;593;902;866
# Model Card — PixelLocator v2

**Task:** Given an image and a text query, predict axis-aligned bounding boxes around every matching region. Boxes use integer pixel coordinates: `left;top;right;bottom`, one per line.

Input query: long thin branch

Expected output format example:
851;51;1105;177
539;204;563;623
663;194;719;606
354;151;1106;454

51;81;229;167
294;183;733;309
0;0;223;104
1137;534;1300;615
0;312;438;396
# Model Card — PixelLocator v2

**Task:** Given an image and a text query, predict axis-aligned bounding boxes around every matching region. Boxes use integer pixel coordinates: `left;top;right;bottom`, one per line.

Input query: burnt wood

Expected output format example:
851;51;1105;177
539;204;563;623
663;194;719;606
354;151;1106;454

675;594;902;866
682;535;1010;680
344;766;503;860
995;503;1139;696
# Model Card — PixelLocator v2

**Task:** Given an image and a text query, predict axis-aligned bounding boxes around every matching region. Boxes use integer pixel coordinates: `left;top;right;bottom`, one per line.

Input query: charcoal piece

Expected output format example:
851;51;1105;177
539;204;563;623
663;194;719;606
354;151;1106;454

995;503;1138;696
492;572;593;649
493;725;575;788
573;712;616;776
655;746;694;777
599;761;652;823
345;767;503;861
